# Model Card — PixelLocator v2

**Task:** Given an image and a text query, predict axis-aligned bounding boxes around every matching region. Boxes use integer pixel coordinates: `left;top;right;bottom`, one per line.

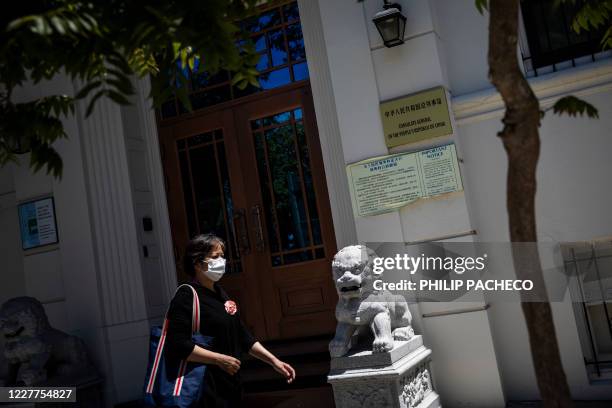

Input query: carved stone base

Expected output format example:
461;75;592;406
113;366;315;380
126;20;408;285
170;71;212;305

328;335;441;408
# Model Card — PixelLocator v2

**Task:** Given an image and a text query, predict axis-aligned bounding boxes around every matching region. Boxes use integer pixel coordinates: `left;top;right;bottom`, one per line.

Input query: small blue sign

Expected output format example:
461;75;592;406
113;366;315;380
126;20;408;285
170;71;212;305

18;197;58;250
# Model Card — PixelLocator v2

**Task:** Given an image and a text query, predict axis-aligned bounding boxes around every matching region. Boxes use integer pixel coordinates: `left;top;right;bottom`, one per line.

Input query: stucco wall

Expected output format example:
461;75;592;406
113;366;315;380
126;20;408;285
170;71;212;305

457;88;612;401
308;0;612;404
310;0;508;405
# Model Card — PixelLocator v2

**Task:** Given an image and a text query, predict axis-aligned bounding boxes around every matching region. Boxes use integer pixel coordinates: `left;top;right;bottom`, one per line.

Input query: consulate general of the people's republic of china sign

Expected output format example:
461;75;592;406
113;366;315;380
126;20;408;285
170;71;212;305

380;86;453;148
347;144;463;217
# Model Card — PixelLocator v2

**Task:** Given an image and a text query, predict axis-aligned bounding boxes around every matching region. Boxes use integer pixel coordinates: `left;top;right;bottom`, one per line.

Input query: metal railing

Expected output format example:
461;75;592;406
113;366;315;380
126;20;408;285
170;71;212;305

565;243;612;380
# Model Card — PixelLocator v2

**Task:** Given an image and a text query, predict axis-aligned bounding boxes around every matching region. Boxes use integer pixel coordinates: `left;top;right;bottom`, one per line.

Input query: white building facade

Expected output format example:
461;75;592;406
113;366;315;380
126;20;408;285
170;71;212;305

1;0;611;406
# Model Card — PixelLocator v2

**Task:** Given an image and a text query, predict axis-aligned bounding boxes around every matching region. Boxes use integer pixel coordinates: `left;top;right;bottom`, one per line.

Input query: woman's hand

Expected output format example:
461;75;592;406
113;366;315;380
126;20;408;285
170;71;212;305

214;353;241;375
271;358;296;384
247;341;296;384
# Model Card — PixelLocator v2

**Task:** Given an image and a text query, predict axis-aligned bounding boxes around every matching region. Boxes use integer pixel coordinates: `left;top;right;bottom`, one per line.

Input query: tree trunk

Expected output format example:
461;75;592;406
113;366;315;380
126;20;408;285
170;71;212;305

488;1;573;407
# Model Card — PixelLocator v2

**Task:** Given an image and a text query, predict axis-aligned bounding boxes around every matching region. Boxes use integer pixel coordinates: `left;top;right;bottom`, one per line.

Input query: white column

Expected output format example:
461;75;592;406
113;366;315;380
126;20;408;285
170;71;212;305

76;89;152;405
77;94;148;325
298;0;358;249
133;78;178;306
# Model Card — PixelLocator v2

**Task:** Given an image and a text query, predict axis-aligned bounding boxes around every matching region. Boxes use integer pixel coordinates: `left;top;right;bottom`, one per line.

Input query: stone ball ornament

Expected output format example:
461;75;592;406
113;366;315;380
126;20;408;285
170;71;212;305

329;245;414;358
0;296;96;386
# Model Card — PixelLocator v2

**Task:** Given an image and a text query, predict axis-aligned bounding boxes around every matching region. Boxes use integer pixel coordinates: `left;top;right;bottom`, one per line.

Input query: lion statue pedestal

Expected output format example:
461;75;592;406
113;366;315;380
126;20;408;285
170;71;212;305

327;245;441;408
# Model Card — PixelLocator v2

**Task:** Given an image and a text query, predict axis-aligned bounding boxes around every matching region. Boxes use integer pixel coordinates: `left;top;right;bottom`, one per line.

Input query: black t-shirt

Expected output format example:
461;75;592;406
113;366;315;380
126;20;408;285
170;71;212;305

164;281;256;407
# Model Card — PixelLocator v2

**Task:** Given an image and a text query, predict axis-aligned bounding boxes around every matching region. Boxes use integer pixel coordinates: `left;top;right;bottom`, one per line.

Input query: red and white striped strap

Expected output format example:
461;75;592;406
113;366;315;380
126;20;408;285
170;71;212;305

145;284;201;395
173;284;200;396
173;358;189;396
145;318;169;393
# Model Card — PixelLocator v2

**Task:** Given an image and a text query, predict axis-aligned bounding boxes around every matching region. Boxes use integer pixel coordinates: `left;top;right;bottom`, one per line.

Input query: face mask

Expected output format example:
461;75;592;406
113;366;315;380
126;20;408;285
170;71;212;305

203;257;226;282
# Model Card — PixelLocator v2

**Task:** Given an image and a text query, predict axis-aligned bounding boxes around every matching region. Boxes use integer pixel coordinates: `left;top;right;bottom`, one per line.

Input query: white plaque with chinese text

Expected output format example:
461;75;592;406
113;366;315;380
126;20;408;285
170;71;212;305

347;144;463;217
380;86;453;147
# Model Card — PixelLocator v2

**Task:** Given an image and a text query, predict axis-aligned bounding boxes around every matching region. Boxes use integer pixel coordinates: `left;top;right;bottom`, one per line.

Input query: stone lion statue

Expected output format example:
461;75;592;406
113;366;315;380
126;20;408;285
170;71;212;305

0;297;95;386
329;245;414;357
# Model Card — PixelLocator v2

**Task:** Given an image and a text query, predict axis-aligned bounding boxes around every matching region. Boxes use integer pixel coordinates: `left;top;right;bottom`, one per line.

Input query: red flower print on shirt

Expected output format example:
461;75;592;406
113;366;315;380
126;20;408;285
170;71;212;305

224;300;237;315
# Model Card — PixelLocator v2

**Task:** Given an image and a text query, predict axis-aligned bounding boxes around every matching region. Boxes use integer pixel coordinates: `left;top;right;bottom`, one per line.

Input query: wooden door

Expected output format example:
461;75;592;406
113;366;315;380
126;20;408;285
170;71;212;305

234;85;337;340
160;84;337;341
159;109;268;338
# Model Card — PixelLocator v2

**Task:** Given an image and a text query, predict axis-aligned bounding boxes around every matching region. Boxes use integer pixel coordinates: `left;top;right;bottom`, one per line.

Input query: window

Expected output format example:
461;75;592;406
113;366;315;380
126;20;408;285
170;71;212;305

563;239;612;382
160;1;308;120
520;0;609;76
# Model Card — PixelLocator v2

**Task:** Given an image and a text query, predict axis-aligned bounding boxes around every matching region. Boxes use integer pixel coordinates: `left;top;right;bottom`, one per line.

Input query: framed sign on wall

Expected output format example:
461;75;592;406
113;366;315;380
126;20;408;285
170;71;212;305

346;144;463;217
18;196;59;250
379;86;453;148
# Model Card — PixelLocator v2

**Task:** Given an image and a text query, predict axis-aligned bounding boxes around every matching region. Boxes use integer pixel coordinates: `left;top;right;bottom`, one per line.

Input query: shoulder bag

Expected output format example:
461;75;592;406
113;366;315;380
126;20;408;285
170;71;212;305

142;284;213;407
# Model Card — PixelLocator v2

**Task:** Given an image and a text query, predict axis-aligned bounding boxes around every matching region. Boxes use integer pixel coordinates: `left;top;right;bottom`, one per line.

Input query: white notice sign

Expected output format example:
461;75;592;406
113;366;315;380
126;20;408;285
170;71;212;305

18;197;59;249
347;144;463;217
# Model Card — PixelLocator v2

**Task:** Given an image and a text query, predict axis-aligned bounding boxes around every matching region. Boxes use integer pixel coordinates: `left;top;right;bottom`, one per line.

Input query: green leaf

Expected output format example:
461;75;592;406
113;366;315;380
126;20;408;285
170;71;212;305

552;95;599;118
50;16;66;35
32;17;52;35
85;89;106;117
230;72;245;86
180;48;188;70
106;90;131;106
132;24;155;46
107;53;132;75
106;73;134;95
75;80;102;99
602;26;612;49
176;87;192;112
30;144;63;178
172;42;182;59
6;15;35;31
475;0;488;14
248;76;261;88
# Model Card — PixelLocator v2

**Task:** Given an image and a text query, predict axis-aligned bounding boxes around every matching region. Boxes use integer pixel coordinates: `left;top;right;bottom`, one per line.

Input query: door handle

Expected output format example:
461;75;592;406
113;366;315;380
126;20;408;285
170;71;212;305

232;209;250;256
252;205;265;253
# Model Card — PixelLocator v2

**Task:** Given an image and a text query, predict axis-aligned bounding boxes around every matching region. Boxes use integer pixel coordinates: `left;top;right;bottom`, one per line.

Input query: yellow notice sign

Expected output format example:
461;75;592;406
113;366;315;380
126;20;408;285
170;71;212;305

380;86;452;148
347;144;463;217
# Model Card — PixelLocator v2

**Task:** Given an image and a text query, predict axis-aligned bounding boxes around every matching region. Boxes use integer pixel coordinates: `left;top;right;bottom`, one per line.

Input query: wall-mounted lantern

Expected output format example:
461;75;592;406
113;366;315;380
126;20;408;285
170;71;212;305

373;1;407;48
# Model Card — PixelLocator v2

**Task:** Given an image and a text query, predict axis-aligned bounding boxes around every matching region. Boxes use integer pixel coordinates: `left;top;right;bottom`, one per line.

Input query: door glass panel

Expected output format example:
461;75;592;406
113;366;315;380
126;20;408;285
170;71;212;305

159;1;308;120
269;29;288;67
296;119;322;245
254;135;279;254
178;150;197;238
287;23;305;61
177;130;242;274
259;68;291;90
189;86;232;111
251;108;325;266
192;70;229;90
254;34;267;52
256;53;269;71
283;2;299;22
243;8;282;32
292;62;309;82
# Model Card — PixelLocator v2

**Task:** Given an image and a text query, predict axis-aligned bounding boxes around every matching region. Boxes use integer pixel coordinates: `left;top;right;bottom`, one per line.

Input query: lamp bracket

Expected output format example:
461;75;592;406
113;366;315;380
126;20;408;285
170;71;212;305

383;1;402;12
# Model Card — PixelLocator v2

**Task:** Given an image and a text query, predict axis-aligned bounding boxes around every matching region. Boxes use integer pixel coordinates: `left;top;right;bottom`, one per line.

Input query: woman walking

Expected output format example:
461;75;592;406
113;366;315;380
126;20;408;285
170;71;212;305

165;233;296;407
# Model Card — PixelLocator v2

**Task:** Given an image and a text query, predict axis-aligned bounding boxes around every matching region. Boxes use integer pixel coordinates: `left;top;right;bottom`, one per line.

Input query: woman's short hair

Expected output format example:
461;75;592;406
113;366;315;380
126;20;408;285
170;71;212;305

182;233;226;277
